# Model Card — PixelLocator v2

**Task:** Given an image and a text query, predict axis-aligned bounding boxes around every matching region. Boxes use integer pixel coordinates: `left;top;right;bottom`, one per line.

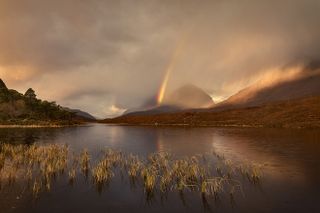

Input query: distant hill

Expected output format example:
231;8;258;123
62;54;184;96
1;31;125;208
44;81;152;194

124;84;214;116
64;108;96;121
103;96;320;129
124;105;182;116
0;79;89;125
123;96;158;115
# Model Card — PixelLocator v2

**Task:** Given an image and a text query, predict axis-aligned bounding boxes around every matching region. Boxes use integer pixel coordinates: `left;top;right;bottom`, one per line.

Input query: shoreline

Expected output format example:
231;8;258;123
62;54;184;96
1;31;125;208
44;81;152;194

0;123;93;128
1;121;318;129
102;122;320;129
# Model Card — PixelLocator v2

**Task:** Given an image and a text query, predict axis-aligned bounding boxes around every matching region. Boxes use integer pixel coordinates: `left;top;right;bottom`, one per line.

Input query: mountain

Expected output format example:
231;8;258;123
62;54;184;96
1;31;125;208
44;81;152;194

123;96;158;115
124;84;214;116
0;79;89;125
163;84;214;109
103;96;320;129
103;64;320;129
215;65;320;110
64;108;96;121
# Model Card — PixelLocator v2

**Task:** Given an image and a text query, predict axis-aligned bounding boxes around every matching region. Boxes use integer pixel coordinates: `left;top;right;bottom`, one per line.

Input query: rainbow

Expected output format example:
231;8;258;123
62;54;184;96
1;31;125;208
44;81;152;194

157;62;173;104
157;39;187;104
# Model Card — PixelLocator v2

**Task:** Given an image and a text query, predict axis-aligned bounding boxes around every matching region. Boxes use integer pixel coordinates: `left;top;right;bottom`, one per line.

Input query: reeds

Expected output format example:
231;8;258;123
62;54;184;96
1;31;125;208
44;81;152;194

80;149;90;177
238;163;262;184
92;159;114;185
0;143;263;200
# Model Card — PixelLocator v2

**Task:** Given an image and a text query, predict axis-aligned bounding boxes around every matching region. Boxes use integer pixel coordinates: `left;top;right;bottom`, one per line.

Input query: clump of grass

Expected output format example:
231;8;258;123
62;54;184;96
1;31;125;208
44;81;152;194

141;166;157;194
68;153;79;185
0;143;263;201
92;159;114;186
26;167;32;182
159;170;172;193
32;179;42;197
7;167;17;185
201;178;224;197
0;153;5;171
80;149;90;177
238;163;262;184
69;168;76;184
0;143;70;196
127;155;142;180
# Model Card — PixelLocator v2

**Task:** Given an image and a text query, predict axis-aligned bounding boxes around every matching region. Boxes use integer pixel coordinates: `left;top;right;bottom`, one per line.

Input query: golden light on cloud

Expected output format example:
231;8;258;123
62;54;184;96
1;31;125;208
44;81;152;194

0;65;36;83
222;65;304;97
103;104;126;118
220;64;307;105
209;95;227;103
253;65;304;88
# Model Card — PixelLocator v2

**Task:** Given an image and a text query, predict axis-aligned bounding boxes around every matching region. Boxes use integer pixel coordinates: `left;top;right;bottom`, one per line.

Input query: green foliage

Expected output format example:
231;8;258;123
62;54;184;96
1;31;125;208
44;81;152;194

0;79;77;125
24;88;37;100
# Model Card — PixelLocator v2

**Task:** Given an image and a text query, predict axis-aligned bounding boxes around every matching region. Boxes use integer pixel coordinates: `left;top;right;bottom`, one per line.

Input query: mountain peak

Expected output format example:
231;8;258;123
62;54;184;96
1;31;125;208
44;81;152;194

0;79;8;90
163;84;214;109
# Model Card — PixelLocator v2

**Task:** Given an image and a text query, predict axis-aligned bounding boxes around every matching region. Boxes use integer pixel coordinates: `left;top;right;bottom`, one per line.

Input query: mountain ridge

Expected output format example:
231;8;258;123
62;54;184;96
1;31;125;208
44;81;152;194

102;96;320;129
212;66;320;111
102;64;320;129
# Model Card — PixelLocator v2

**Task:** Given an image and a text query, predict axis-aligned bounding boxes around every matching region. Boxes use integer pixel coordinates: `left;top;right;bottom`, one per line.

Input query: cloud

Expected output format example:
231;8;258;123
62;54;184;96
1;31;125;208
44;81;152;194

0;0;319;117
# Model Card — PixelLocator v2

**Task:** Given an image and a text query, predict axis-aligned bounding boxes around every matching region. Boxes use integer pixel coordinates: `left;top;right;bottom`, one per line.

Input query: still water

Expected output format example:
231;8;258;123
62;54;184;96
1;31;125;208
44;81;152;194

0;124;319;213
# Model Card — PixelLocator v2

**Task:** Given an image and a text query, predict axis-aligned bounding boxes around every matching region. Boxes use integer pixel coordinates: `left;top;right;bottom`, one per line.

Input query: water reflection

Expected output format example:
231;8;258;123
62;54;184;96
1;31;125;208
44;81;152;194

212;128;320;182
0;127;61;145
0;125;319;213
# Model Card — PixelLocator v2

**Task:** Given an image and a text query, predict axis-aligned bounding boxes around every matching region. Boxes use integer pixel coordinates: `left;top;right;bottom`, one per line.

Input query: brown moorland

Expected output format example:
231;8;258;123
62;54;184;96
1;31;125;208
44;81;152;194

102;96;320;129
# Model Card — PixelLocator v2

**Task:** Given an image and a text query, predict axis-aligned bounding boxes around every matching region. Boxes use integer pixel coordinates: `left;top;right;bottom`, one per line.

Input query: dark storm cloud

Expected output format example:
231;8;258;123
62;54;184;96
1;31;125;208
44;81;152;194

0;0;144;71
0;0;319;117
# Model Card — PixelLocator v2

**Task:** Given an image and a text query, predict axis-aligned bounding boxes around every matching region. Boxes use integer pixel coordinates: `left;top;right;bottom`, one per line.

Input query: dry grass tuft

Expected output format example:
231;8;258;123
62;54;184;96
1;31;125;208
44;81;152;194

0;143;263;200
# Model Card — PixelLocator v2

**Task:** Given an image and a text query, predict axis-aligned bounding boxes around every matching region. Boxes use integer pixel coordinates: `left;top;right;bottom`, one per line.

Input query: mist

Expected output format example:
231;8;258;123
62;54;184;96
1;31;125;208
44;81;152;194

0;0;319;118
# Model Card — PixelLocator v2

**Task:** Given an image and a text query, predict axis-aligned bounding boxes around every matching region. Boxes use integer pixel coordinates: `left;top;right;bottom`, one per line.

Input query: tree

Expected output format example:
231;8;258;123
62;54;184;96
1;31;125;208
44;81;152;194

24;88;37;100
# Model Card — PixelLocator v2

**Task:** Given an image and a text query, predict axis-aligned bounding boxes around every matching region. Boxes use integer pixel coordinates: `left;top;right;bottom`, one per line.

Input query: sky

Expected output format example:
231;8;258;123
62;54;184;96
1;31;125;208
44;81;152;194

0;0;319;118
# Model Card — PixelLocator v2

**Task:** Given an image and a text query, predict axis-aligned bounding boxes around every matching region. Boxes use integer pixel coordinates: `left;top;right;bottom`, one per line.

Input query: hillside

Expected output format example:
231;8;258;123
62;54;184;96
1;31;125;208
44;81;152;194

103;96;320;129
64;108;96;121
215;67;320;110
103;65;320;129
0;79;86;125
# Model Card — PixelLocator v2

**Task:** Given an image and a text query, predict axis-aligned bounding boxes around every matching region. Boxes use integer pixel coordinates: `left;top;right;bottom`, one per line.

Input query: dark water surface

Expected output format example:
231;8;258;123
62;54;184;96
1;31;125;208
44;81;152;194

0;124;319;213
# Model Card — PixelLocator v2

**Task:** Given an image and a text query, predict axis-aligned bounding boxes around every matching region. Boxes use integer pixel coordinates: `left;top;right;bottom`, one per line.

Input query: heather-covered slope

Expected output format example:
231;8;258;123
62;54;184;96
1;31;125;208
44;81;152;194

103;96;320;129
216;68;320;110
